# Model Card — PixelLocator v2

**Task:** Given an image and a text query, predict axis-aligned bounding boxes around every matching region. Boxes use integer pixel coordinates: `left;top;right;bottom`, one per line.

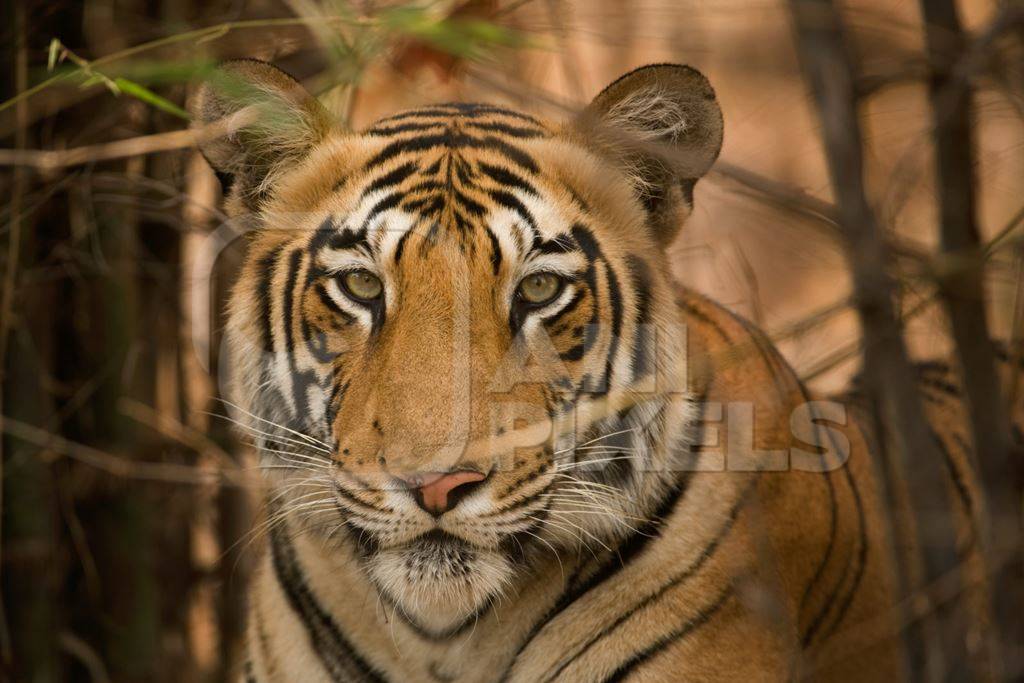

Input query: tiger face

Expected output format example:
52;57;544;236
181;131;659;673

194;61;723;635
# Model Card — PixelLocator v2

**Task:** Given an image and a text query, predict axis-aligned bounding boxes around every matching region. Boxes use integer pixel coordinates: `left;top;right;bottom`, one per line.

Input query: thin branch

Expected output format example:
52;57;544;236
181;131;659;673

0;109;254;171
0;415;250;487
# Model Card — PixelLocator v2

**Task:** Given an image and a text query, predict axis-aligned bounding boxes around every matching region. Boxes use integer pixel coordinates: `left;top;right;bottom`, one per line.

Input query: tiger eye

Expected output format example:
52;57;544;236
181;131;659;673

342;270;383;301
518;273;562;305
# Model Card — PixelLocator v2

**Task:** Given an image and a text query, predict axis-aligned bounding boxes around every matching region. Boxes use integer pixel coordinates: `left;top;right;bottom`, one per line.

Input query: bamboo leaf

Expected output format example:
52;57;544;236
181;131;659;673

47;38;61;72
112;77;190;120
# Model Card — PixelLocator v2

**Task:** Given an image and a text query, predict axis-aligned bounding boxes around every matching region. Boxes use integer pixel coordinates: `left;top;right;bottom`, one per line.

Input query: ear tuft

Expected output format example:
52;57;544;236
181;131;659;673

189;59;332;206
576;64;723;243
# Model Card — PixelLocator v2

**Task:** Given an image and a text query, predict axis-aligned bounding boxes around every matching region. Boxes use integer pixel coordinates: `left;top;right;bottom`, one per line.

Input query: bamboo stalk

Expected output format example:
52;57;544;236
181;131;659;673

919;0;1024;676
789;0;969;678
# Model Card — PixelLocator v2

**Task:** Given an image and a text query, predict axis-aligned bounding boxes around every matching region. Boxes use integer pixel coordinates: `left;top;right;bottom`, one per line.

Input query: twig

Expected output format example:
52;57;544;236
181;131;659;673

0;415;249;486
0;108;255;171
58;632;111;683
118;397;236;471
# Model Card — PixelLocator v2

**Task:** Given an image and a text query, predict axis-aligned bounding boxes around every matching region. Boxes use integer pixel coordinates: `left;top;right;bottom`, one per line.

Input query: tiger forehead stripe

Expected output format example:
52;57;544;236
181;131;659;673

360;108;547;173
368;102;545;128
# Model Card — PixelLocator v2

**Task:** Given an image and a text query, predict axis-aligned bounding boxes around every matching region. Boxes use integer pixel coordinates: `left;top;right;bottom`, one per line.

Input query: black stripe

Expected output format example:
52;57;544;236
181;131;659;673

371;103;542;125
363;132;538;174
570;224;610;394
402;194;445;215
479;134;539;174
478;162;538;195
818;477;868;644
256;247;283;353
361;161;419;197
798;473;838;636
315;284;356;323
533;234;578;255
479;478;552;519
434;102;543;123
394;229;414;264
466;120;545;138
676;296;735;344
403;179;446;195
370;108;464;124
501;471;692;681
546;289;586;334
485;227;502;275
362;193;403;232
282;250;319;419
600;586;734;683
325;379;349;429
453;188;487;217
308;216;338;254
366;121;446;136
625;255;654;381
302;318;336;364
690;293;792;401
270;523;385;682
819;514;869;642
330;226;369;252
282;248;303;353
540;478;748;679
796;378;868;646
601;260;624;394
559;343;585;362
488;189;538;231
332;481;393;518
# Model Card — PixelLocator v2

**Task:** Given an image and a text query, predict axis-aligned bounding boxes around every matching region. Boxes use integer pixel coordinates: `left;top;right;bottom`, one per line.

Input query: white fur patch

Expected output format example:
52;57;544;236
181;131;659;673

366;538;512;634
604;87;689;143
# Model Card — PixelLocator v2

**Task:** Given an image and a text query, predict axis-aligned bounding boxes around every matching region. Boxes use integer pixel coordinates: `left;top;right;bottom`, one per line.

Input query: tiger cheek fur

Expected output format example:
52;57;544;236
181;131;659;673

192;61;1002;683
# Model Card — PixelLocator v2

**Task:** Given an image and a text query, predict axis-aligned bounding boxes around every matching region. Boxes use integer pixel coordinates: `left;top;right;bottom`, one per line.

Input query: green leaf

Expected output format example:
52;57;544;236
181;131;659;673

112;77;190;120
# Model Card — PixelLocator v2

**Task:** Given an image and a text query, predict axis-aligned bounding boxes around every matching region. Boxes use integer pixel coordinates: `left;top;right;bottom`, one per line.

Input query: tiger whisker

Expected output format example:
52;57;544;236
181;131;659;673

214;398;333;448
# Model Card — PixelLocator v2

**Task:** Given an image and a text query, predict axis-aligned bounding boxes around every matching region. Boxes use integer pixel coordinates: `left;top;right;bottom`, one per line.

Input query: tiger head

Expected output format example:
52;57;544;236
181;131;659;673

193;61;723;634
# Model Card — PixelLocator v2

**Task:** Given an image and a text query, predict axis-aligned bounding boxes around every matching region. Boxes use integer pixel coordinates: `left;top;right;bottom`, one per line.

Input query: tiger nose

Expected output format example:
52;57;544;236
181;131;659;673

402;470;487;516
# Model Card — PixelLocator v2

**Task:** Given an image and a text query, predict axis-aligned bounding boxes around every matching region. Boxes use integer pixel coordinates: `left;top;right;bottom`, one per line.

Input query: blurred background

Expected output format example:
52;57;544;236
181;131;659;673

0;0;1022;681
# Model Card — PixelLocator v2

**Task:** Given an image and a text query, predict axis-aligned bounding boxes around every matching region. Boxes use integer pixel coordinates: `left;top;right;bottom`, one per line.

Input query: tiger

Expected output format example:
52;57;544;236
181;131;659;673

189;60;1014;682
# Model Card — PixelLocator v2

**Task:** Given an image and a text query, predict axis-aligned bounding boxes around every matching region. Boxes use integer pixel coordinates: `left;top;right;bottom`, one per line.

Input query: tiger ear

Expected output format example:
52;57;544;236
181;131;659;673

576;64;723;244
189;59;332;207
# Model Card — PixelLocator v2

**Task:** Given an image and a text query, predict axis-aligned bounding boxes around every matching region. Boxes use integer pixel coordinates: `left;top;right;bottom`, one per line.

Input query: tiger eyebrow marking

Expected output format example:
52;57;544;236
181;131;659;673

360;193;403;235
307;215;371;254
330;226;369;251
532;234;579;255
489;189;538;233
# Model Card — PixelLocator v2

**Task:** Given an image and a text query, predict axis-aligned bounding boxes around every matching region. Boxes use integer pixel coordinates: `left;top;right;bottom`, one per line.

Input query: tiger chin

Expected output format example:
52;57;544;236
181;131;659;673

192;61;1009;682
